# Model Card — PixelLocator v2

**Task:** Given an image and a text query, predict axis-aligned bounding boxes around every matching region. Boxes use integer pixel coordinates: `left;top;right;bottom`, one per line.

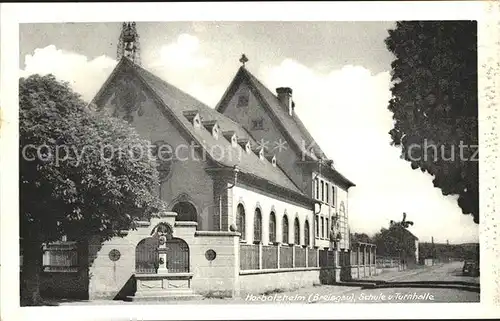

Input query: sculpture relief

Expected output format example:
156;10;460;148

111;73;147;122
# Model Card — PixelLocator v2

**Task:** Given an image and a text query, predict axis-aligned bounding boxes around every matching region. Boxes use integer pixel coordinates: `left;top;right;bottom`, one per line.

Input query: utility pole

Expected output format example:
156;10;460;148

431;236;435;266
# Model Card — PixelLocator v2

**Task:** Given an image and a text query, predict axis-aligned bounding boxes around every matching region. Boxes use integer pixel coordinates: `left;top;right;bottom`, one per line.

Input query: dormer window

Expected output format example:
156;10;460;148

237;138;252;154
265;154;277;166
202;120;219;139
193;115;201;128
309;147;316;158
223;131;238;147
252;147;264;160
212;124;220;139
183;110;201;128
251;118;264;130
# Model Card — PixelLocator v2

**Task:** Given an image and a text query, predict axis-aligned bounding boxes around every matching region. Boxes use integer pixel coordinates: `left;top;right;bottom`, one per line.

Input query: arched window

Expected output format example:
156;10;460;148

254;208;262;242
304;220;310;246
236;204;246;240
269;212;276;243
172;201;198;229
282;215;289;244
294;218;300;245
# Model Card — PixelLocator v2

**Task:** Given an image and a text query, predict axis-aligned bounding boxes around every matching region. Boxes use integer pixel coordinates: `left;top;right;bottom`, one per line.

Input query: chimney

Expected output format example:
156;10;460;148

276;87;294;116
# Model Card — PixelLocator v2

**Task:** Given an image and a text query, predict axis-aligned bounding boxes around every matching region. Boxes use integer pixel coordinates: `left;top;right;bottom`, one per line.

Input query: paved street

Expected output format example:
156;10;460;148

281;261;479;304
58;262;479;305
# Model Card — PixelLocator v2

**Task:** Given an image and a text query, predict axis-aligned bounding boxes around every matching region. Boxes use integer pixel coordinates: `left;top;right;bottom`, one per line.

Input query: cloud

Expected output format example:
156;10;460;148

259;59;478;244
144;34;223;106
20;35;223;107
20;45;117;102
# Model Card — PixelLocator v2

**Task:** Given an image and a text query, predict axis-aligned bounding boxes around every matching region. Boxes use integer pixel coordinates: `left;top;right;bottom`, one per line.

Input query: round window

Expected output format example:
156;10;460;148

109;249;121;261
205;249;217;261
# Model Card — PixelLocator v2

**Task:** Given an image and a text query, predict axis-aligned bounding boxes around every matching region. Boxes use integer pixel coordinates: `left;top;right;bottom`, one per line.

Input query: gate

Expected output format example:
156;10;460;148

136;237;159;274
135;236;189;274
163;238;189;273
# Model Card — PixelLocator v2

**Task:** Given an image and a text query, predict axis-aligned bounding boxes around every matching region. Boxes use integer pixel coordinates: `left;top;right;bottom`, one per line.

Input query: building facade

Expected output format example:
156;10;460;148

31;23;380;302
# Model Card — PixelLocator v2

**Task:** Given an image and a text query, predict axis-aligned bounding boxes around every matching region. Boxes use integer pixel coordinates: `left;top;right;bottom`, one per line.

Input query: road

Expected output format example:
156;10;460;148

57;262;479;305
308;261;480;303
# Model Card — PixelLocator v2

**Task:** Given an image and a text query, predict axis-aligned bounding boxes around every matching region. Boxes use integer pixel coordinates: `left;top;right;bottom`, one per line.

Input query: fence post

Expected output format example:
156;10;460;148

356;244;360;278
305;246;309;268
277;243;281;269
258;242;263;270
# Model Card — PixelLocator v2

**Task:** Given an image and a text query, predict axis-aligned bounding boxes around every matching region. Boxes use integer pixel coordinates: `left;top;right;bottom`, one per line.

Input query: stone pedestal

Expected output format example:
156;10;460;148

128;273;201;301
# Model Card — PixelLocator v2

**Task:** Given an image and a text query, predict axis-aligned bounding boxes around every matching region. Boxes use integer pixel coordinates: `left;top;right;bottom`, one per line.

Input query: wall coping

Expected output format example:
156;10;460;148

152;211;178;218
175;221;198;227
240;267;321;275
195;231;241;237
135;221;152;227
134;272;193;279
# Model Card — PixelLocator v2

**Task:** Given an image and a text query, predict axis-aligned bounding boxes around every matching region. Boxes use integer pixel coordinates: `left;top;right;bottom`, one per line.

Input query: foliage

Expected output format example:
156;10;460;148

350;232;373;244
419;242;479;261
373;213;417;258
373;226;417;258
385;21;478;223
19;74;163;305
20;74;163;243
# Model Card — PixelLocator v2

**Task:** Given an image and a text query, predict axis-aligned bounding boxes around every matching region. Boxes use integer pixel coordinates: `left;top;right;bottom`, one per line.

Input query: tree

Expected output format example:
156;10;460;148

350;232;373;244
373;213;416;261
20;74;163;305
385;22;478;223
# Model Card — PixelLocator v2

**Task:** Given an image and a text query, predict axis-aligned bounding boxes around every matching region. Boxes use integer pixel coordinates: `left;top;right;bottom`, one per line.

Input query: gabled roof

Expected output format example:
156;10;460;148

91;57;305;196
216;66;355;188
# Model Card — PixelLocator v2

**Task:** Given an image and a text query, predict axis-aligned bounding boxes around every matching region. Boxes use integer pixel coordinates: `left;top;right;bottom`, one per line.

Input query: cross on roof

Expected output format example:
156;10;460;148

239;54;249;67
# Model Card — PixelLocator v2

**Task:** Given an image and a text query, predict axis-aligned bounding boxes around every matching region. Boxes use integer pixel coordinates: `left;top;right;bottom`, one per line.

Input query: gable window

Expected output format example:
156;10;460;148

282;215;289;244
325;182;329;204
254;208;262;242
269;212;276;243
332;186;336;207
304;221;310;247
314;178;319;199
294;218;300;245
251;118;264;130
320;180;324;202
236;204;246;241
315;215;319;237
237;93;249;107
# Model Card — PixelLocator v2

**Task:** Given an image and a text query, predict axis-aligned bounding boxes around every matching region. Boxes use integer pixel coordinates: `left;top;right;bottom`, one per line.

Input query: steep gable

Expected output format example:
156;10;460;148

216;66;355;189
91;57;306;196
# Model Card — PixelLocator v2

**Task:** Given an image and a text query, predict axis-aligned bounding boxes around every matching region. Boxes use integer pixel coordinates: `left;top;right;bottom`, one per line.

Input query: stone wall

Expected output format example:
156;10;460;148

239;269;320;296
190;231;240;297
86;212;240;300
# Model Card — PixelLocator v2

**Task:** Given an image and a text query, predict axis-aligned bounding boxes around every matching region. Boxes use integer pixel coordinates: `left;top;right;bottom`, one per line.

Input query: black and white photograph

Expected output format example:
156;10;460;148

1;2;499;320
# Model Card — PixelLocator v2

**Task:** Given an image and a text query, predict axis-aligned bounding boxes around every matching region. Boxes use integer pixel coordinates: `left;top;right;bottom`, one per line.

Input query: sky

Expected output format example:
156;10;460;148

19;21;479;244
